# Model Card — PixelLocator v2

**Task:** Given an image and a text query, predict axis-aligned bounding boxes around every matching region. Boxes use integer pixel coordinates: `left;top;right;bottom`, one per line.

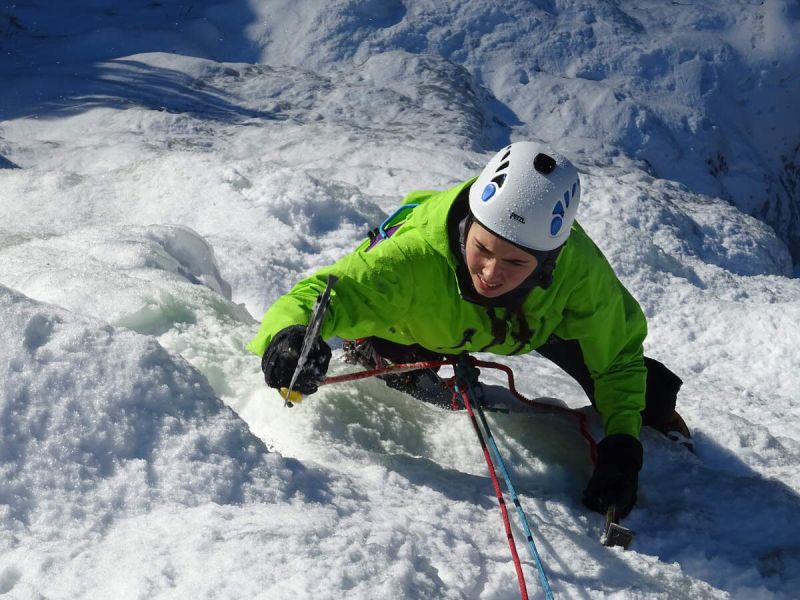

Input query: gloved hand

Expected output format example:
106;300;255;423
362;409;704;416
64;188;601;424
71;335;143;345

582;434;643;519
261;325;332;395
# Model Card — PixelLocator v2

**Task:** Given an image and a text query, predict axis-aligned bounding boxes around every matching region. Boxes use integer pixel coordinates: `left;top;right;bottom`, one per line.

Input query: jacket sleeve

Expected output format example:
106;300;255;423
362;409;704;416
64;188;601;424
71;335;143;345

247;236;416;357
556;250;648;439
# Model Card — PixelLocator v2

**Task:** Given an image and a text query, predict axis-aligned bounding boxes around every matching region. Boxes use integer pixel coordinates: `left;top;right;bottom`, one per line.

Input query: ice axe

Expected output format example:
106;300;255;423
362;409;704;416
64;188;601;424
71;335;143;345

601;504;635;549
280;274;338;407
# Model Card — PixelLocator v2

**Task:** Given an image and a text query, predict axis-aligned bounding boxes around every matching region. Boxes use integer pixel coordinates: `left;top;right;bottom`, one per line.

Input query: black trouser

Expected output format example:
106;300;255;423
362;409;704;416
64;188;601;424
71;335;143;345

535;337;681;430
368;338;448;365
365;336;681;429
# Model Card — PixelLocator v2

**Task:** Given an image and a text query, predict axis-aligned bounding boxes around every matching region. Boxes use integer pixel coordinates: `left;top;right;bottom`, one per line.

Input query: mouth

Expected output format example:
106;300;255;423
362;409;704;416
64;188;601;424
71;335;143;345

475;274;502;292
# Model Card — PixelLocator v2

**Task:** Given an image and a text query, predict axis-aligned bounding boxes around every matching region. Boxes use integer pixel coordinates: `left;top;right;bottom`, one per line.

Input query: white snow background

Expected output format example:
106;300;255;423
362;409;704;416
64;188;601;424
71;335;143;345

1;1;799;598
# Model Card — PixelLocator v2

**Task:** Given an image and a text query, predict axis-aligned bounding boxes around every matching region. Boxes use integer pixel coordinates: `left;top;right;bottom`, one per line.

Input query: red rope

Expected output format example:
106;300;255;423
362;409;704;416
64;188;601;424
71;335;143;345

321;360;450;386
457;384;529;600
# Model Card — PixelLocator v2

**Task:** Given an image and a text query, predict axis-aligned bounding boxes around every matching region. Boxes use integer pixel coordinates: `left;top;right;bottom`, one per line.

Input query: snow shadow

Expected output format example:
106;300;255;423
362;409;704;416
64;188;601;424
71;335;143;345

0;154;19;169
381;454;497;510
0;0;264;122
636;431;800;597
2;58;280;124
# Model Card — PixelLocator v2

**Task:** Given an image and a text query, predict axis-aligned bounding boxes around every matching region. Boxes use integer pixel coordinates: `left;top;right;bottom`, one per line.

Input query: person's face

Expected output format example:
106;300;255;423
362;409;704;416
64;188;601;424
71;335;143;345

464;222;538;298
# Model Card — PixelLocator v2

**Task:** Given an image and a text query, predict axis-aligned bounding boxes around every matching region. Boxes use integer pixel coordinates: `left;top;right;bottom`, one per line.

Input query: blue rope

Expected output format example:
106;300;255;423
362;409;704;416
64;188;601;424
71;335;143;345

455;360;554;600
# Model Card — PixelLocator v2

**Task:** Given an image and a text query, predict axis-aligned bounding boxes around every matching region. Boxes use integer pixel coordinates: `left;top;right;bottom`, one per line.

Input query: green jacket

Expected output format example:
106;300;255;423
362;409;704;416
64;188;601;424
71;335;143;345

249;180;647;438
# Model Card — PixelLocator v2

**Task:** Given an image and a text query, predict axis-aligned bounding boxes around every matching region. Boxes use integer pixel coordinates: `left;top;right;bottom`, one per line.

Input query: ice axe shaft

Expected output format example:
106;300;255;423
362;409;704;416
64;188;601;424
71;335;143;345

280;274;338;407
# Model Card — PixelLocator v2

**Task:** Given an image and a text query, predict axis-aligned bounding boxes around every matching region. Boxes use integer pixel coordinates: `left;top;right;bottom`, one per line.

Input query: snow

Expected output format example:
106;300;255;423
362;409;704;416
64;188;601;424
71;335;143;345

1;0;799;598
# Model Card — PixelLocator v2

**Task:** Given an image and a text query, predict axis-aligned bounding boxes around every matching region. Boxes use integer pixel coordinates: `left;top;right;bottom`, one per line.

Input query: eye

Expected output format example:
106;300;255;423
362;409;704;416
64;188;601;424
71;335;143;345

503;257;529;267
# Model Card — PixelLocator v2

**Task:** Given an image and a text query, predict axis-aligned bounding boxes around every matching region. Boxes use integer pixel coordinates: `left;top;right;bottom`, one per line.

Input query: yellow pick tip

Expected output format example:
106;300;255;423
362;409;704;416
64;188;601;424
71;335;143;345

280;388;304;403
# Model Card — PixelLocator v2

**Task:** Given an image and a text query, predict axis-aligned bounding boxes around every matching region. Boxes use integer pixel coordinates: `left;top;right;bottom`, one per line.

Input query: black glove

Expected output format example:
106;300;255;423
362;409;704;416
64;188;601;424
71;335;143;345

582;434;643;519
261;325;332;395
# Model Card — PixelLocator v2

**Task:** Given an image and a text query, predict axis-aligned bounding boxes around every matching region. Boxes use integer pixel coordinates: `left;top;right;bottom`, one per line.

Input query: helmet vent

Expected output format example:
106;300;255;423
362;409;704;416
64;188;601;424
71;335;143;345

533;153;556;174
496;160;510;173
492;173;507;188
500;149;511;163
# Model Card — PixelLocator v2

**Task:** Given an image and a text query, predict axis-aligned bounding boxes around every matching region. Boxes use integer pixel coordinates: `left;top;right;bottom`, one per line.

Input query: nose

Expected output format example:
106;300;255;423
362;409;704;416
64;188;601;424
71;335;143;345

482;259;500;281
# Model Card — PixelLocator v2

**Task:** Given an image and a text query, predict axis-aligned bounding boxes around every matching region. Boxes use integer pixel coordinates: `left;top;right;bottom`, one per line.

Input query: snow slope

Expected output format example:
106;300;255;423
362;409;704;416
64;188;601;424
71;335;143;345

1;1;799;598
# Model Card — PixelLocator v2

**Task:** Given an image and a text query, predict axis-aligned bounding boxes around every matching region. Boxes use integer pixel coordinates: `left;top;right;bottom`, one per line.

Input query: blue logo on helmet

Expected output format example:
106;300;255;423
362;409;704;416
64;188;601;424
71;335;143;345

481;183;497;201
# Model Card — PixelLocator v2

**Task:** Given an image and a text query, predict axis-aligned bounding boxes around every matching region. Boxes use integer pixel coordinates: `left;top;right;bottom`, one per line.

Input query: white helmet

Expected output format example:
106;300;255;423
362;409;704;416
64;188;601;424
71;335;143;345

468;141;580;252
